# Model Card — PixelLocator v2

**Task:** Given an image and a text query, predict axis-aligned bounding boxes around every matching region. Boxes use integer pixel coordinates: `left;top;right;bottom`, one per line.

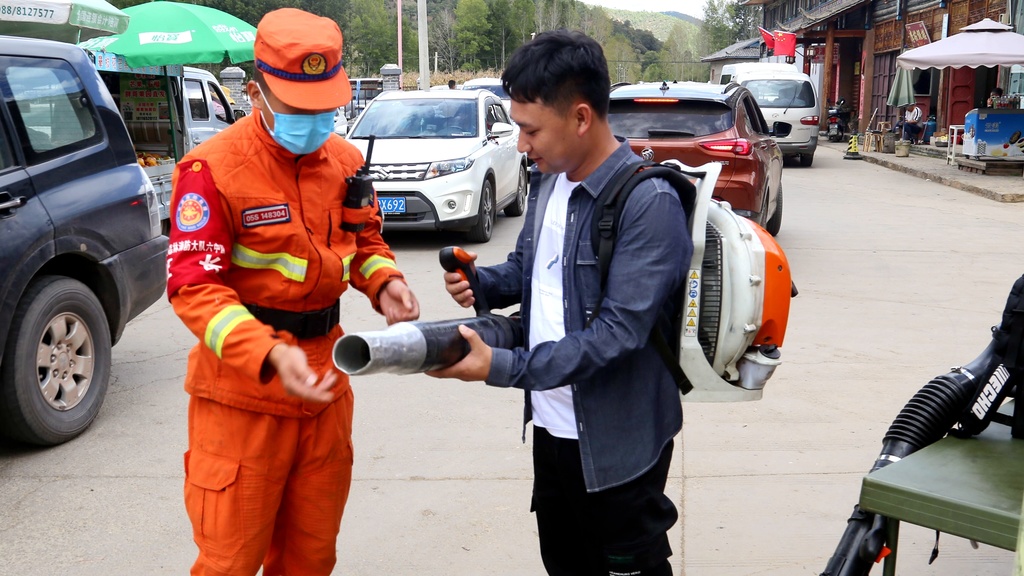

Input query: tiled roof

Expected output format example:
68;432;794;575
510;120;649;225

701;38;762;62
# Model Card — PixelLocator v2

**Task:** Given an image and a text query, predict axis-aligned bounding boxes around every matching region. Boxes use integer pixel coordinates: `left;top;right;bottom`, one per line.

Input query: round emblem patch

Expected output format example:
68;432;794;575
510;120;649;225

302;53;327;76
176;193;210;232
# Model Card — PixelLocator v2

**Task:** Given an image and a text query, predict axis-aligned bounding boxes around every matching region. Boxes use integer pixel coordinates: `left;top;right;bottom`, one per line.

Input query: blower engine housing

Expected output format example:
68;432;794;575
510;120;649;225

669;161;792;402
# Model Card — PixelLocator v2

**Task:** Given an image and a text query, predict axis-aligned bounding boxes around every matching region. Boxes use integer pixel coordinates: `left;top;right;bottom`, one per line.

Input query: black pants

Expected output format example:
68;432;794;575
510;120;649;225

531;426;677;576
895;121;922;141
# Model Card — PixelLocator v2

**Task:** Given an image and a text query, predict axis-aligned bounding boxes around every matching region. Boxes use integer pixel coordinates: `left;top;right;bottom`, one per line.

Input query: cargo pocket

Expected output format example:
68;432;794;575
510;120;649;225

184;449;243;557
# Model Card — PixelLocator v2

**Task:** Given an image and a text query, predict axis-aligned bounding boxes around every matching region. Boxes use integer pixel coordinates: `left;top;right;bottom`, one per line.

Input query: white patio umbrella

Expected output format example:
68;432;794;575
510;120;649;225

0;0;129;44
897;18;1024;70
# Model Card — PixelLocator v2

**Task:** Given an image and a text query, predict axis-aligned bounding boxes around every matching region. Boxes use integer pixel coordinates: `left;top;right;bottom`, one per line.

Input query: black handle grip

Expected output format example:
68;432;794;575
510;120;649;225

439;246;489;315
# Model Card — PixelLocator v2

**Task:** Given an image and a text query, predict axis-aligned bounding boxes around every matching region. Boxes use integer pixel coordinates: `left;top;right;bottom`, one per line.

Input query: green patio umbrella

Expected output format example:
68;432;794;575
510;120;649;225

0;0;130;43
78;1;255;68
887;67;916;108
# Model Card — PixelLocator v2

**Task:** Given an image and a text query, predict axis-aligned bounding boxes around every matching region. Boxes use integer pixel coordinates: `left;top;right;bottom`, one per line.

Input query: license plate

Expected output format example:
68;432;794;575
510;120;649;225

378;197;406;214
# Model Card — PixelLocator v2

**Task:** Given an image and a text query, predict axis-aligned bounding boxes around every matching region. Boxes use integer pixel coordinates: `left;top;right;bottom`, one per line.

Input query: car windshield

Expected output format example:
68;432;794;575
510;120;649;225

464;83;509;100
607;99;733;139
349;98;478;139
743;79;815;109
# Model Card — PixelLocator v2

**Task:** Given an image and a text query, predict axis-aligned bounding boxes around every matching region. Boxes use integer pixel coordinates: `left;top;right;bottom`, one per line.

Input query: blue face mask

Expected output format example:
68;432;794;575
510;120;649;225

258;85;334;155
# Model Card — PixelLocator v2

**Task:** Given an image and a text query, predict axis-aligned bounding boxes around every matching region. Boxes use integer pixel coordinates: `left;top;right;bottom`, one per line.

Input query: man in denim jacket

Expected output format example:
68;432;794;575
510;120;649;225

428;30;691;575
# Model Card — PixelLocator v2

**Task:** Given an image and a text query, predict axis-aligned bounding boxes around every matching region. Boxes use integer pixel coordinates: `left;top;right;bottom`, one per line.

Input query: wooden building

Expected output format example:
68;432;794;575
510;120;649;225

751;0;1012;133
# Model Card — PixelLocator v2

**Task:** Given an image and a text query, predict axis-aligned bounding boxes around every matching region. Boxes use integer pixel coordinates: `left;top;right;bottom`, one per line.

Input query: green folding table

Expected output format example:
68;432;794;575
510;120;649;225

859;425;1024;575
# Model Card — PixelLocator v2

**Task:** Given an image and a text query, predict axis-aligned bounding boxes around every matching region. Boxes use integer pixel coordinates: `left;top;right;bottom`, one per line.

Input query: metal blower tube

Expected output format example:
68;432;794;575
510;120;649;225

333;314;523;376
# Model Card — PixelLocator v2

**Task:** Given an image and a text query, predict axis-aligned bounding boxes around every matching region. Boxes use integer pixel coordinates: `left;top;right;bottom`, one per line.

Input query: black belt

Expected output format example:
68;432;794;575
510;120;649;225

245;302;340;339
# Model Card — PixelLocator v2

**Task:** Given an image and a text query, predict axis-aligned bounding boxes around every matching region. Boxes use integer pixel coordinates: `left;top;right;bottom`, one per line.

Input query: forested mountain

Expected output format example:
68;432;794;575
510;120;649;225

107;0;752;84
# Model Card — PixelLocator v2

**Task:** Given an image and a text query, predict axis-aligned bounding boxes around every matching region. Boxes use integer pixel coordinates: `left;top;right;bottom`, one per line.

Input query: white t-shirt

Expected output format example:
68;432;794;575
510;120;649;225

905;106;921;123
529;173;578;439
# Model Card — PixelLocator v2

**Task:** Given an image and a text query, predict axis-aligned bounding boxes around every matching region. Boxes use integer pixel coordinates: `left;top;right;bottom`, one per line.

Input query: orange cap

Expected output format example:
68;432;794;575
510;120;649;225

254;8;352;110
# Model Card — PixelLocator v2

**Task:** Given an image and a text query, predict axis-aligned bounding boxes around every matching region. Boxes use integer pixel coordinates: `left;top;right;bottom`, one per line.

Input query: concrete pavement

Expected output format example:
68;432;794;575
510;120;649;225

817;136;1024;202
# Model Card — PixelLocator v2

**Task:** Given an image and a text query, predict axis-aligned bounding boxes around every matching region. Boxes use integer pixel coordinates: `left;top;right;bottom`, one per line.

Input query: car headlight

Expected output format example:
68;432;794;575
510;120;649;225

425;157;474;179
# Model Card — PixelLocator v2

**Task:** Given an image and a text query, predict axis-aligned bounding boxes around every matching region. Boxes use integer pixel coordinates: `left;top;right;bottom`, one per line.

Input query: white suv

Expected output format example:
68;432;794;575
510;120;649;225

462;77;511;113
347;90;528;242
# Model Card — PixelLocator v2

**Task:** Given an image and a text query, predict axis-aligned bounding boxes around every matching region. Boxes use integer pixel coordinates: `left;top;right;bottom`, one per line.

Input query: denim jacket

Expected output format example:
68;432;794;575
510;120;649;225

481;140;692;492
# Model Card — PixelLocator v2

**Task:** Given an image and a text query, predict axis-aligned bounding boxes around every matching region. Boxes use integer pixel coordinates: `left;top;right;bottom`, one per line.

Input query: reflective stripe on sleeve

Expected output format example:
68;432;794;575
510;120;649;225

342;253;355;282
204;305;256;358
231;244;308;282
359;254;398;278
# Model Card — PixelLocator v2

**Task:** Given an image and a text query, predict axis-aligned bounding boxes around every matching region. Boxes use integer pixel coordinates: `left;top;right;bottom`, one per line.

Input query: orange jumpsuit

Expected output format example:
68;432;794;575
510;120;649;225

166;113;402;575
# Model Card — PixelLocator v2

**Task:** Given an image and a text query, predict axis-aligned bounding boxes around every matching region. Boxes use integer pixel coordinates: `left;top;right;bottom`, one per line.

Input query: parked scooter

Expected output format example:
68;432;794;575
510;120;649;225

827;98;851;142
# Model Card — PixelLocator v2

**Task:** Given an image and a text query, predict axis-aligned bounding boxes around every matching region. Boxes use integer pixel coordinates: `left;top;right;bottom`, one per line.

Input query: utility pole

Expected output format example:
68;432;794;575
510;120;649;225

418;0;429;89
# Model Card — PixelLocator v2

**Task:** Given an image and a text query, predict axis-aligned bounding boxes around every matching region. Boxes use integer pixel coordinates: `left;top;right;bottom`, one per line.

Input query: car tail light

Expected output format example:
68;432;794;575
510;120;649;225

633;98;679;104
699;138;752;155
800;116;819;125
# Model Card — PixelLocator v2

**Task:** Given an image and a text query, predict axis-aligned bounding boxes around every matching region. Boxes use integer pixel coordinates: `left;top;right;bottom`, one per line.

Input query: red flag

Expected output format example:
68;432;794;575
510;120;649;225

773;31;797;57
758;27;775;50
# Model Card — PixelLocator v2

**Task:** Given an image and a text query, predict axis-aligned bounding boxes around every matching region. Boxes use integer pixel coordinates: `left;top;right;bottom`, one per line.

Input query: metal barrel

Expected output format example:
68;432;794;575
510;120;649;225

333;314;522;376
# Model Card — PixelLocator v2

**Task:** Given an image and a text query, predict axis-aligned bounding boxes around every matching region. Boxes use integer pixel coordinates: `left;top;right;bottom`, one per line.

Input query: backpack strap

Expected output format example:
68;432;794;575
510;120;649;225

588;160;697;395
593;160;651;288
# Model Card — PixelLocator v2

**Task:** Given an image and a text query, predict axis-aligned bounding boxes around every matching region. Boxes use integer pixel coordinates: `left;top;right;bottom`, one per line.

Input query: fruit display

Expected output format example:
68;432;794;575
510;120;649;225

136;152;173;167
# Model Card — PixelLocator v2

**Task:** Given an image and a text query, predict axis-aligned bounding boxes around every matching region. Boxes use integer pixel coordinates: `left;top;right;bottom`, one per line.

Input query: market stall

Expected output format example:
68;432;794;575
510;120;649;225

91;52;184;204
77;1;255;227
897;18;1024;173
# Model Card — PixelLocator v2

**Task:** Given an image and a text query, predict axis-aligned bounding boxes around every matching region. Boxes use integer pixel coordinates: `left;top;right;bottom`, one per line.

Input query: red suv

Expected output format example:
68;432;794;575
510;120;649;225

608;81;788;235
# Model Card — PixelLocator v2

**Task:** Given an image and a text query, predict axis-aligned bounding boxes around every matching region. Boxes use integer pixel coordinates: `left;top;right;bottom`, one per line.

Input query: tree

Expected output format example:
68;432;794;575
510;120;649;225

641;50;667;81
579;5;614;46
486;0;515;69
509;0;536;45
700;0;735;56
344;0;396;77
430;8;459;73
454;0;490;69
729;2;762;43
604;34;641;84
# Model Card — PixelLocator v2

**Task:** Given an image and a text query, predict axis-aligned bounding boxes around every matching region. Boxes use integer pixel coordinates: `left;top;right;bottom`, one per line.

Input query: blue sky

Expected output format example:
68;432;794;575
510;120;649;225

582;0;708;19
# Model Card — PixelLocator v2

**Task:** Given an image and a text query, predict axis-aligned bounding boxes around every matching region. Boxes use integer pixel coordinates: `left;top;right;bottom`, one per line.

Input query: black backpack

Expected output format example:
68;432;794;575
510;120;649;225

588;160;699;395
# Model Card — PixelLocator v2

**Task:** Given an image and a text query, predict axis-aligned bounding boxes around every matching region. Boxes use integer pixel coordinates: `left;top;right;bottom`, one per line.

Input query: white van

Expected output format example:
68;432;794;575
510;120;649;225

720;62;797;85
729;63;819;167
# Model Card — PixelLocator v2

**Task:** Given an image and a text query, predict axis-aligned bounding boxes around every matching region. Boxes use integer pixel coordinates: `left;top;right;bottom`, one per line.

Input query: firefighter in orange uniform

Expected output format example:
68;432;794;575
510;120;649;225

165;8;420;575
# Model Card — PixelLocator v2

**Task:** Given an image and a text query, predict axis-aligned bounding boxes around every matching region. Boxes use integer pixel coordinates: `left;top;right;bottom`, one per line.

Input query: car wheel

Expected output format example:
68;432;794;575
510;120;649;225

765;186;783;236
799;153;814;167
466;178;496;243
0;276;111;446
503;164;527;217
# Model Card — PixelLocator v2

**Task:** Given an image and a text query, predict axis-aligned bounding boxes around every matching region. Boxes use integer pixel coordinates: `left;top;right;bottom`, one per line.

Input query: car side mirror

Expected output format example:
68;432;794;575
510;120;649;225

233;109;247;120
771;121;792;138
488;121;514;138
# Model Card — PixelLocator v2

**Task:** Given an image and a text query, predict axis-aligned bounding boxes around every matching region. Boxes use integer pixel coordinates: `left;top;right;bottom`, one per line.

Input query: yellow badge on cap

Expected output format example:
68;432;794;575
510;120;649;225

302;53;327;76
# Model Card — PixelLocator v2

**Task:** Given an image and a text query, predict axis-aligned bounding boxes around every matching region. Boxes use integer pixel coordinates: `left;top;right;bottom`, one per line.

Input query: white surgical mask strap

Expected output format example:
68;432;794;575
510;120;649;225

256;83;276;132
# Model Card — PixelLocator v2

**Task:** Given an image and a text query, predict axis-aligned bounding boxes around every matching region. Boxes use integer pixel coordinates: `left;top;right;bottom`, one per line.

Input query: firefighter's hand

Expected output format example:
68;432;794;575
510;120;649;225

442;249;478;309
426;325;491;381
267;343;337;403
380;279;420;325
